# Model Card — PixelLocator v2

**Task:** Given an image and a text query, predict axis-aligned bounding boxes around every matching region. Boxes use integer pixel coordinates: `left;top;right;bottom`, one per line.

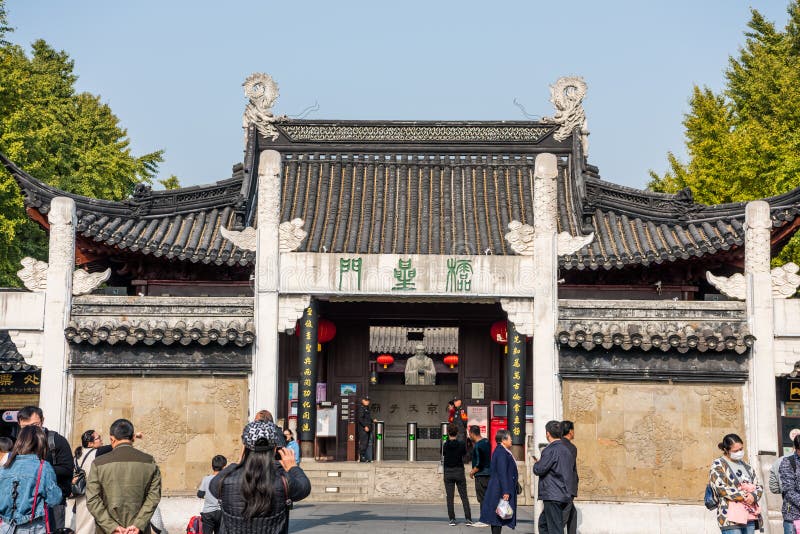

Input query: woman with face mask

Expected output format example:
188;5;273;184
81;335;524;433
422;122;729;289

708;433;763;533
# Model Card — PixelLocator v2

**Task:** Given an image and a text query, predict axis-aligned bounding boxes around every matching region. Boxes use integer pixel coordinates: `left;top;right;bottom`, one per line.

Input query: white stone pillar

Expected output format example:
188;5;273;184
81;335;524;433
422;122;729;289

250;150;282;418
744;200;778;534
532;153;560;450
745;201;778;449
40;197;76;435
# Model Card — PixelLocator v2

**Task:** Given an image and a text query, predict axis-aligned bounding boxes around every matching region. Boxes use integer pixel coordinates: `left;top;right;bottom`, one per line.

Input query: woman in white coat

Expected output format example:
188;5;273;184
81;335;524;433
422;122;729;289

73;429;110;534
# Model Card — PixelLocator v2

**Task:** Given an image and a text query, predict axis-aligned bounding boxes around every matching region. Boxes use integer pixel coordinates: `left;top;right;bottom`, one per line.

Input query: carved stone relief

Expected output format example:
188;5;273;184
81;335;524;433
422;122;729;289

542;76;589;154
258;151;282;227
373;467;443;499
242;73;284;141
17;258;48;291
706;263;800;300
500;298;534;336
505;221;534;256
278;218;307;252
75;380;120;417
556;231;594;256
744;200;771;274
137;405;197;464
72;268;111;296
220;226;257;252
562;380;744;502
278;294;311;333
17;259;111;295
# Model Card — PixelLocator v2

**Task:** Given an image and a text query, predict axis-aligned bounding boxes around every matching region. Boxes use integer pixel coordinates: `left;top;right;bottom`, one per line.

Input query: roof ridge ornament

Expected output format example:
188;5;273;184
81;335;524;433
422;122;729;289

543;76;589;155
242;73;284;142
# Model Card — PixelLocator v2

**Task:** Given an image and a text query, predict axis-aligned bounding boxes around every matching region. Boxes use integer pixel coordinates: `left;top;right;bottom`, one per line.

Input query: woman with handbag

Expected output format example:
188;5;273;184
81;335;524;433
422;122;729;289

709;433;763;533
478;429;518;533
210;421;311;534
0;426;63;534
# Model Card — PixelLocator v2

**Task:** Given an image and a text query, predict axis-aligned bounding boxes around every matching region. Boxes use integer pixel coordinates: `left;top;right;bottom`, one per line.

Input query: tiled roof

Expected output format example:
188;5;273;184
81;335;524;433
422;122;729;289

0;331;39;372
4;119;800;270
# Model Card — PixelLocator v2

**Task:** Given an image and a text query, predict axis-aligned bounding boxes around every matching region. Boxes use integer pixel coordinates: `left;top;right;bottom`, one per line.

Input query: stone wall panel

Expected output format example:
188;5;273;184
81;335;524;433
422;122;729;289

72;376;248;494
562;380;744;503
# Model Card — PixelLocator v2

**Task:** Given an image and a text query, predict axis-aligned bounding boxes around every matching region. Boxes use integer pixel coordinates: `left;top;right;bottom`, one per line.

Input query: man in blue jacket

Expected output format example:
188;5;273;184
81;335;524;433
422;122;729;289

533;420;577;534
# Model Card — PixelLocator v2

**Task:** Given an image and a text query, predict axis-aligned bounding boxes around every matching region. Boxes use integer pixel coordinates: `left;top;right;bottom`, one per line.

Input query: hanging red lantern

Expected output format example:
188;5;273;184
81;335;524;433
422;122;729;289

490;321;507;345
318;319;336;344
294;318;336;344
376;354;394;369
443;354;459;369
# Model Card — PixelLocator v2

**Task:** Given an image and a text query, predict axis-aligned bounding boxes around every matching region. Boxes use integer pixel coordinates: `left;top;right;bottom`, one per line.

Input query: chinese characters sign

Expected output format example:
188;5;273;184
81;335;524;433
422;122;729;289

0;371;40;394
298;302;318;442
506;321;526;446
281;253;534;296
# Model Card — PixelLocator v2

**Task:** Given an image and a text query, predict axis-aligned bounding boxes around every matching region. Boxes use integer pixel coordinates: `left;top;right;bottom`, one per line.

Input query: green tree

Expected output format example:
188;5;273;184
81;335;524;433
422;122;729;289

649;2;800;264
158;175;181;190
0;1;163;286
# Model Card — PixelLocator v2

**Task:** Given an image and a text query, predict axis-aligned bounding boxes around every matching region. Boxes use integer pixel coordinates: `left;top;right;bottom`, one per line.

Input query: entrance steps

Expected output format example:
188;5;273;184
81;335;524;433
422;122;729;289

299;460;532;505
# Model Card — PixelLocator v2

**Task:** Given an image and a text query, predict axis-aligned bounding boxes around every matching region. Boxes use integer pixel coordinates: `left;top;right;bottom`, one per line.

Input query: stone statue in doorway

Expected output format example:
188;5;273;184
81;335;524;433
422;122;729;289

404;343;437;385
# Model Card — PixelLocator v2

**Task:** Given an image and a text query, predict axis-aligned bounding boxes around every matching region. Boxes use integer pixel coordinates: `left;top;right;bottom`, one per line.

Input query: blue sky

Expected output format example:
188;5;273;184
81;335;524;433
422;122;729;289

6;1;792;191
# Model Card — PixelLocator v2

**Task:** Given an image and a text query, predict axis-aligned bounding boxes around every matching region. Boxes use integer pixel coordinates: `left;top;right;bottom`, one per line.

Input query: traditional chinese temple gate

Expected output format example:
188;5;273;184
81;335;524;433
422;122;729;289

276;300;534;461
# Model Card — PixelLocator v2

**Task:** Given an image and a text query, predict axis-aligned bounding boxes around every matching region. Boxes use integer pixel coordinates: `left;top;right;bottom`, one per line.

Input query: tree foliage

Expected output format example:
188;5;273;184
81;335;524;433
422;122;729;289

649;2;800;264
0;1;163;286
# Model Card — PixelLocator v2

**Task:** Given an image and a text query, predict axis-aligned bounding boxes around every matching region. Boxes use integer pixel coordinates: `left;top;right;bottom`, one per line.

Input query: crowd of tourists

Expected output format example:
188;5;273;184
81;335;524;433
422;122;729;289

0;405;310;534
438;395;579;532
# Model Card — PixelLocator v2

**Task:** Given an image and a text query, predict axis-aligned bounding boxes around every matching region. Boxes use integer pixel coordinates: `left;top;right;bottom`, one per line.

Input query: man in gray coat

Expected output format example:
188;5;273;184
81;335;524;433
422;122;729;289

533;420;577;534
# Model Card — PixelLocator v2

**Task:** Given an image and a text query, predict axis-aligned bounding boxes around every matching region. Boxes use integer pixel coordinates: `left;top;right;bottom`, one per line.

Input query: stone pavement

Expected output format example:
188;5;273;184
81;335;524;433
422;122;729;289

287;502;536;533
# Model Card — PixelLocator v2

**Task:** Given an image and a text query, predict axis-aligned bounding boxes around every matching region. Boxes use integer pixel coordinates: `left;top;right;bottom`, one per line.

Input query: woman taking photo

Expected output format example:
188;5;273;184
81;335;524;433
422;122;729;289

0;426;63;534
478;429;518;533
708;433;763;533
210;420;311;534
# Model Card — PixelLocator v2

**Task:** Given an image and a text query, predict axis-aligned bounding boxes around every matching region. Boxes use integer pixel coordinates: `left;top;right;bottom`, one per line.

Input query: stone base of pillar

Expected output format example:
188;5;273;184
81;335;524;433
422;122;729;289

511;444;525;461
301;441;314;459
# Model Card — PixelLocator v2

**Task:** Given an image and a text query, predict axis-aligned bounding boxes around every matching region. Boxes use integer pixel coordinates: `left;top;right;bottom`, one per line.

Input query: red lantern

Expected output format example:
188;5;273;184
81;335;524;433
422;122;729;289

376;354;394;369
443;354;459;369
318;319;336;344
294;318;336;344
490;321;507;345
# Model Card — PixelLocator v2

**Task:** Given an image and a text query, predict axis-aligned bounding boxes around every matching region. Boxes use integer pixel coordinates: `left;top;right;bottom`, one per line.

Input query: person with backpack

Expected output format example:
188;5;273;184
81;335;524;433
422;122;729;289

17;406;73;532
708;433;763;533
0;426;63;534
73;429;111;534
779;433;800;534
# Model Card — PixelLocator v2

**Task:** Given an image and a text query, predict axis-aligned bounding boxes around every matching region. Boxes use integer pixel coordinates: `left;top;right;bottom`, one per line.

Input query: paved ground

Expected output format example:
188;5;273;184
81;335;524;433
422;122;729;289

288;503;536;533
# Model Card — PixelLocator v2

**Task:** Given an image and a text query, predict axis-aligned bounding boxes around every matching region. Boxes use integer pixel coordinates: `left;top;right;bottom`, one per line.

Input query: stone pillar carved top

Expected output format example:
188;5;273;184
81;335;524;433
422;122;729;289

543;77;589;155
533;153;558;234
243;73;283;141
258;150;282;227
745;200;771;275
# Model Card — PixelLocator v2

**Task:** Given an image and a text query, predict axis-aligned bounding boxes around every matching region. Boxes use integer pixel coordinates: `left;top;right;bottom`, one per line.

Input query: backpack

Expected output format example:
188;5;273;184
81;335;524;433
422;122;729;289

186;516;202;534
71;448;97;497
770;455;797;494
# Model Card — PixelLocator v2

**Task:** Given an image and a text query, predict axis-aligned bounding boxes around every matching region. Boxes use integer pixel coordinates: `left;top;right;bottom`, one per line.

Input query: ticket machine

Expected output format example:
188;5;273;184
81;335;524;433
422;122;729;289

489;401;533;453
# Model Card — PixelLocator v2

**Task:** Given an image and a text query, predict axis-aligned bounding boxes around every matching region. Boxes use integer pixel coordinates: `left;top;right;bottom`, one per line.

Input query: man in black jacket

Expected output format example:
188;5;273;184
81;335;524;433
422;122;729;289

532;420;577;534
561;420;579;534
18;405;73;531
356;397;375;462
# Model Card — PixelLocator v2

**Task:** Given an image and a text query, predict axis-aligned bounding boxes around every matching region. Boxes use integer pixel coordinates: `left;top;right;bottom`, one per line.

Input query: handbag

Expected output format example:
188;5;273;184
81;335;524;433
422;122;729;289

516;481;523;495
71;449;96;497
704;483;718;510
30;460;50;534
495;499;513;520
